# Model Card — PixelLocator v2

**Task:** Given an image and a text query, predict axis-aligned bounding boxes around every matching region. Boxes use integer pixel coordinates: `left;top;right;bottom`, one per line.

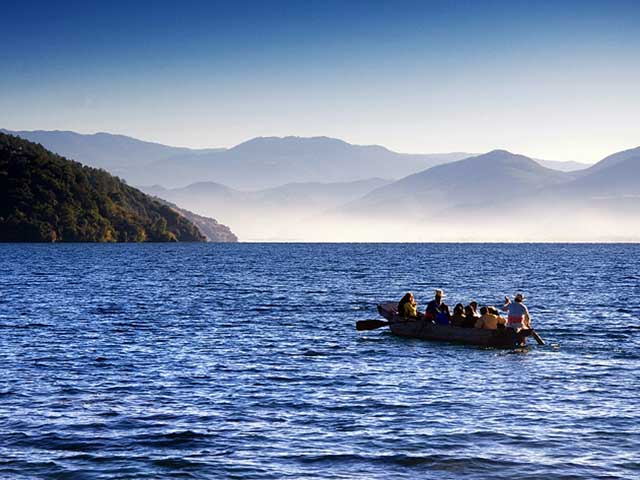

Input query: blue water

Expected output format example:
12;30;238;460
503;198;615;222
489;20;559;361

1;244;639;479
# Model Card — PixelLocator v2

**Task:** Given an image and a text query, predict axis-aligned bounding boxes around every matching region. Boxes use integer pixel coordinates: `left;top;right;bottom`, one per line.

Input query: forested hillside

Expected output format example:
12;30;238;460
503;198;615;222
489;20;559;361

0;133;205;242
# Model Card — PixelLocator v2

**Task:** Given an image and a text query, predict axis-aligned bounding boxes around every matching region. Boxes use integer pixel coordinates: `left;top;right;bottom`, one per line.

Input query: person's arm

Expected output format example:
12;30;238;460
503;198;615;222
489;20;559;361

524;305;531;328
501;296;510;312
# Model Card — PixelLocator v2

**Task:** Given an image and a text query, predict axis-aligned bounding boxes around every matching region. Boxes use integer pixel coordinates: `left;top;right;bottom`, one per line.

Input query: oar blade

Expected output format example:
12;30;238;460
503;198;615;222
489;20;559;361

356;319;389;331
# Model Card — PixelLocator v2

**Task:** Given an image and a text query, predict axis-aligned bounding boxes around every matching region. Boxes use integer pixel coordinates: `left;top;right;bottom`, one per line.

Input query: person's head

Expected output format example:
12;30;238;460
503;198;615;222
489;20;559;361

454;303;464;315
470;301;478;311
401;292;414;304
488;306;499;315
514;292;525;303
480;306;488;315
435;289;445;301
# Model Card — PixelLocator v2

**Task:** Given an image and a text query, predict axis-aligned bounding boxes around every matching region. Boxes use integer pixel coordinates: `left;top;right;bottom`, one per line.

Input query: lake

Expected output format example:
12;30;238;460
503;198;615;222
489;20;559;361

1;243;638;479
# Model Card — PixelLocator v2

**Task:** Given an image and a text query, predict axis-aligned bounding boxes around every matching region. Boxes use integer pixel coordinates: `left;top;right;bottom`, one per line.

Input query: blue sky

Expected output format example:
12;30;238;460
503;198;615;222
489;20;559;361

1;0;639;162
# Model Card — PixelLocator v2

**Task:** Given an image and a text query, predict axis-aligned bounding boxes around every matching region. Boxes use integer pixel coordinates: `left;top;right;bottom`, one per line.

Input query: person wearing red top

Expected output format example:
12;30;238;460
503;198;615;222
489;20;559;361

501;293;531;330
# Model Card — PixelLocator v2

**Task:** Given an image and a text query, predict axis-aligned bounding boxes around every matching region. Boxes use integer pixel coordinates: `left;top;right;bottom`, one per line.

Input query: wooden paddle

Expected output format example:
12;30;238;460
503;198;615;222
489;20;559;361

530;329;545;345
356;319;389;331
356;317;422;331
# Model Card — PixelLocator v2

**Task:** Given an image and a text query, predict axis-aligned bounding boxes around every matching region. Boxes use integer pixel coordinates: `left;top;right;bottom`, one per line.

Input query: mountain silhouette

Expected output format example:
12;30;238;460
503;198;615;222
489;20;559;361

343;150;571;218
0;129;222;178
2;129;473;189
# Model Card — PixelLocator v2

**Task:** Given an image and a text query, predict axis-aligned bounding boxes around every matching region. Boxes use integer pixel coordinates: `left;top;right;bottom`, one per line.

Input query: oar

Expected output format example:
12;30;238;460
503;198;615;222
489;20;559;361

530;329;545;345
356;319;389;331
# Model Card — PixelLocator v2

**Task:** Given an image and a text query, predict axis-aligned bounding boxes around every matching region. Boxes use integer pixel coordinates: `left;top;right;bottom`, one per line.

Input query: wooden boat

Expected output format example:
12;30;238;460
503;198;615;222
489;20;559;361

376;302;533;348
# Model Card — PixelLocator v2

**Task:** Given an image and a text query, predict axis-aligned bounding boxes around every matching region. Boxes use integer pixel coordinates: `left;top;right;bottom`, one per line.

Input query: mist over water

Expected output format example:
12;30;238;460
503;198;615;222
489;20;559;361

1;243;639;479
173;200;640;242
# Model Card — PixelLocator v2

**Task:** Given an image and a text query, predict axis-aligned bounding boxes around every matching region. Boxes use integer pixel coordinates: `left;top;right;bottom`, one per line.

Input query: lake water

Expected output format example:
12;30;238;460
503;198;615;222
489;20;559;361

1;243;639;479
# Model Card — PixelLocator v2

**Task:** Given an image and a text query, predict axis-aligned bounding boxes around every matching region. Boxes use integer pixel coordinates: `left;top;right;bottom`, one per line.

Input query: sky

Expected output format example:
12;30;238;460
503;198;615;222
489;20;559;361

1;0;639;163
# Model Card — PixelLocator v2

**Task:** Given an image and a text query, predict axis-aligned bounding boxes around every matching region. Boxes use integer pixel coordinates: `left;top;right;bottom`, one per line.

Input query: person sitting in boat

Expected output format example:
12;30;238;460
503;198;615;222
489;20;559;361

474;306;506;330
424;289;445;321
450;303;466;327
488;306;506;328
397;292;418;318
435;303;451;325
501;293;531;330
462;301;480;328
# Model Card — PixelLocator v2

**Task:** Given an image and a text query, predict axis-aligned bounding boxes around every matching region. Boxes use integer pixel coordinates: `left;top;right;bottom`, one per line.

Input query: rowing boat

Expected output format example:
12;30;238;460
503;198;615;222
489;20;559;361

376;302;533;348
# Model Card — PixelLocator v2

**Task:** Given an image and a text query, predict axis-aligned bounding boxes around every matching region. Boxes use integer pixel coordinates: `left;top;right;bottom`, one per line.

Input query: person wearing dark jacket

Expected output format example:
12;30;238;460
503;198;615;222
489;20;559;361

435;303;451;325
450;303;467;327
462;301;479;328
424;289;445;321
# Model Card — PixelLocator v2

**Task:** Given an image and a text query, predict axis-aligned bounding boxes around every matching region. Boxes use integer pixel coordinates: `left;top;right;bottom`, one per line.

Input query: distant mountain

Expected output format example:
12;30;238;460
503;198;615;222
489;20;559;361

582;146;640;175
257;177;393;207
0;132;230;242
553;147;640;198
437;147;640;242
343;150;571;218
534;158;590;172
0;129;223;179
7;128;633;241
144;145;638;242
143;177;392;207
139;178;392;240
3;129;473;189
142;182;240;205
144;136;473;189
2;129;589;191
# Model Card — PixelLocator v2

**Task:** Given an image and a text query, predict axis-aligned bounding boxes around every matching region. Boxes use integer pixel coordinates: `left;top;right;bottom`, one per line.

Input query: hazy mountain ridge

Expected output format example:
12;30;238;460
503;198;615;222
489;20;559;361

4;129;589;191
141;146;638;241
3;129;475;188
534;158;590;172
583;146;640;175
342;150;573;217
0;129;225;179
547;150;640;198
4;128;636;241
338;147;640;241
139;178;393;240
144;136;474;189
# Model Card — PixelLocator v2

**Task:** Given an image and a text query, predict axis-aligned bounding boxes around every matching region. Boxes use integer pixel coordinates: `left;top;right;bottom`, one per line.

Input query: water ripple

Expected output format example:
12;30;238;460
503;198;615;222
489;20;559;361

0;243;639;479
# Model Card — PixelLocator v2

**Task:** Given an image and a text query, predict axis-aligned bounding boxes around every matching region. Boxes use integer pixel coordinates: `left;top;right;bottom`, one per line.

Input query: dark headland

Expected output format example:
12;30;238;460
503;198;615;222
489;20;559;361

0;132;236;242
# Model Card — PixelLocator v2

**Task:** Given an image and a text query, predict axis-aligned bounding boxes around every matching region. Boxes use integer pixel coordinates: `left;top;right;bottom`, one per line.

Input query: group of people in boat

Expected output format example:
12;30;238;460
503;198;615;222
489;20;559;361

397;288;531;330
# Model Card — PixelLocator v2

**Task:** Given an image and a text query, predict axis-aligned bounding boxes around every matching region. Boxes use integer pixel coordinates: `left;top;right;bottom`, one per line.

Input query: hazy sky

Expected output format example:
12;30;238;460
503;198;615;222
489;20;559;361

1;0;638;163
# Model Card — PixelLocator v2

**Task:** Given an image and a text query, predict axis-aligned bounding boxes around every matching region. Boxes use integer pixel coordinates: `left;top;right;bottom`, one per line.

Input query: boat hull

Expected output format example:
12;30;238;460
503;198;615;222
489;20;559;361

378;303;530;348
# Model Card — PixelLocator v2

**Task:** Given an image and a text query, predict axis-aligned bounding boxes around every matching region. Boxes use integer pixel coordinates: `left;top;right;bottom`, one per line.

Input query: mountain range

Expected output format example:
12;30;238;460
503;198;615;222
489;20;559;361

342;150;572;217
143;147;638;241
1;129;587;189
2;128;636;241
334;147;640;241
